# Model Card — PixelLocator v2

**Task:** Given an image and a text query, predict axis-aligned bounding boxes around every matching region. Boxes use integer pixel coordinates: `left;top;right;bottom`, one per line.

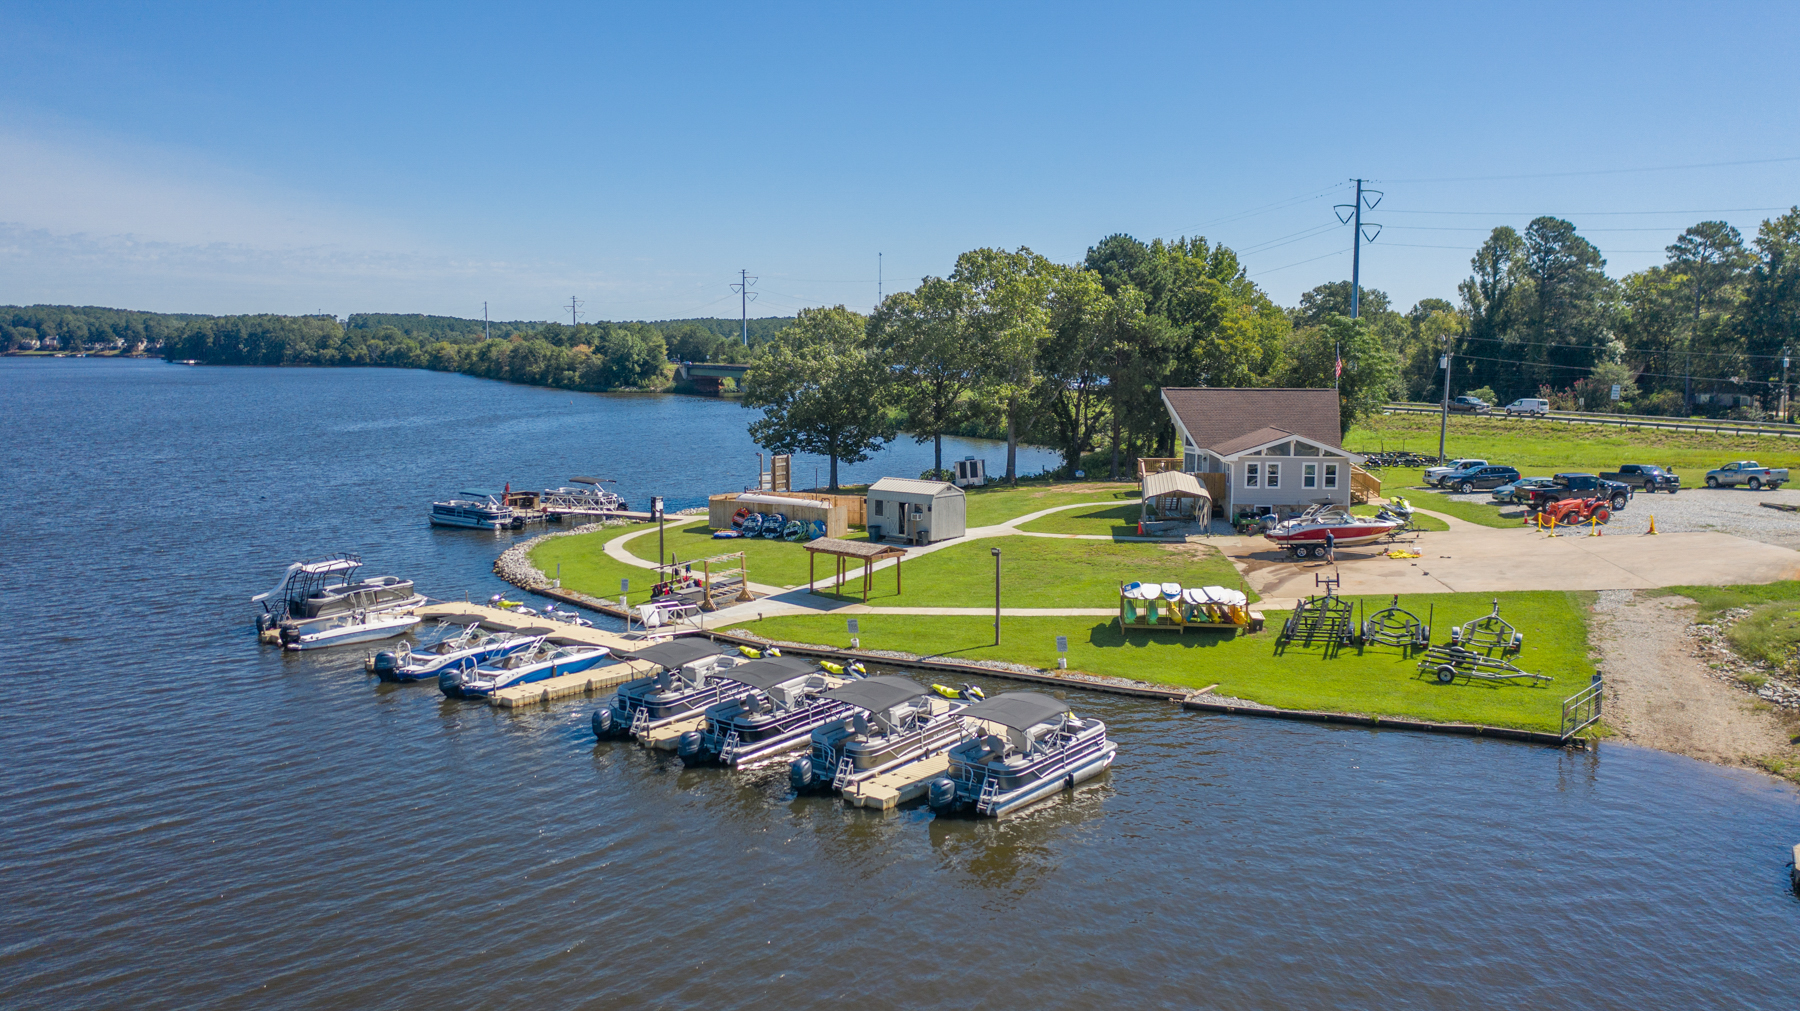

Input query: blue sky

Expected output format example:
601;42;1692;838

2;1;1796;322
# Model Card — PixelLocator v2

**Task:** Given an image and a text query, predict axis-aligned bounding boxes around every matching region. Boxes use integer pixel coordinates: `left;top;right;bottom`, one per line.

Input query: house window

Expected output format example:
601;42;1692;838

1266;463;1280;488
1245;463;1259;488
874;499;884;516
1303;463;1317;489
1324;464;1338;489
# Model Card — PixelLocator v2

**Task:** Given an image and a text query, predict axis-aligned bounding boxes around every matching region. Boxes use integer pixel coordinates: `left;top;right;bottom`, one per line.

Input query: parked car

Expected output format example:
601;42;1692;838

1425;458;1488;486
1447;395;1489;414
1599;464;1680;494
1493;476;1556;504
1524;473;1632;513
1440;464;1521;494
1503;398;1550;416
1704;461;1788;490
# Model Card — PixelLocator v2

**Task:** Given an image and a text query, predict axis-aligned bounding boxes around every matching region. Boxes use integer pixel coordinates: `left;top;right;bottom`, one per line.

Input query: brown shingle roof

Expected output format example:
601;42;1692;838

1162;388;1342;451
1209;426;1299;456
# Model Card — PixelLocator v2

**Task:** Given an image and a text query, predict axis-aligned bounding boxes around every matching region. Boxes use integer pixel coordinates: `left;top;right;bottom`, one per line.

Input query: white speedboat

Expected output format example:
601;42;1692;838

429;490;514;530
283;610;422;651
440;643;615;698
373;623;542;682
928;692;1116;817
253;553;422;633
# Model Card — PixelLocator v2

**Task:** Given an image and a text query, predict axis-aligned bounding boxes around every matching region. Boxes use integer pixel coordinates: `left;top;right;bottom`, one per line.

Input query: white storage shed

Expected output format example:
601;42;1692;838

866;477;966;545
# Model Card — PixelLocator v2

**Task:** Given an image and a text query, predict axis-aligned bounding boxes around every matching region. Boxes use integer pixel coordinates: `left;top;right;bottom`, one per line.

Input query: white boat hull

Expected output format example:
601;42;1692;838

285;616;421;650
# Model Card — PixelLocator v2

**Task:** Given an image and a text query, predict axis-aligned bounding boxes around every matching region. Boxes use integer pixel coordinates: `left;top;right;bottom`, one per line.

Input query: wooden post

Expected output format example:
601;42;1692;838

809;551;814;592
862;557;870;603
895;553;902;595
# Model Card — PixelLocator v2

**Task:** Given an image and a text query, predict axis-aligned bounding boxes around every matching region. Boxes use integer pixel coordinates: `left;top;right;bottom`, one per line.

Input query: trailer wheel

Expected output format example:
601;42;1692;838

1435;665;1456;684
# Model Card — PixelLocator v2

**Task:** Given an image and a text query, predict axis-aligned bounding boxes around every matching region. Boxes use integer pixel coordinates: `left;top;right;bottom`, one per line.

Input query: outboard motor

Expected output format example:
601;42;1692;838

676;730;705;762
789;756;815;791
928;777;958;809
437;668;465;698
371;649;399;679
591;707;615;739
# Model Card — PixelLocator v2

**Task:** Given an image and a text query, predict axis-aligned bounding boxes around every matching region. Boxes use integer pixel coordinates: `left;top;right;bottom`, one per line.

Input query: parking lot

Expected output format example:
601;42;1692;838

1429;484;1800;548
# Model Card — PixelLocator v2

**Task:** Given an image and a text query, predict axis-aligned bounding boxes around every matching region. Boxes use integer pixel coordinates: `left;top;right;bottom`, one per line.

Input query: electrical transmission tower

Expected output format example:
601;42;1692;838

731;269;758;345
483;301;490;340
1334;179;1384;318
566;296;584;326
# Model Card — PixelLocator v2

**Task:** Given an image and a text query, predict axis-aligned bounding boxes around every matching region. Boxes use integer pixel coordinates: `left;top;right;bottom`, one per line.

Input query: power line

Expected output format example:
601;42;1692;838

1381;206;1793;217
1247;247;1351;277
1382;154;1800;183
730;269;758;345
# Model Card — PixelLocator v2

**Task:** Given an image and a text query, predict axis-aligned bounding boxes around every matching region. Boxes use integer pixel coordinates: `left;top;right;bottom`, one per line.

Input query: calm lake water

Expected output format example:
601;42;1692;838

3;358;1798;1010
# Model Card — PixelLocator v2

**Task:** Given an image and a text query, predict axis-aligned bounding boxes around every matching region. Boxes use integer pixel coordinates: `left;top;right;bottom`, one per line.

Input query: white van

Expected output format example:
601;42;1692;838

1504;398;1549;416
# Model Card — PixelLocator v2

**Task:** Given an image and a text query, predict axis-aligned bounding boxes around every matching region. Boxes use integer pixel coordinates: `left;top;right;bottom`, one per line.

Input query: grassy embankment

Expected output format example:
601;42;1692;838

1347;412;1800;529
531;486;1595;732
1646;581;1800;670
730;591;1595;734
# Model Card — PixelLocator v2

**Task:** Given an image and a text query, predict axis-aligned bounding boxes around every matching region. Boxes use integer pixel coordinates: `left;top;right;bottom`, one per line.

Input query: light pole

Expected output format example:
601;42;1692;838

991;547;1002;646
1438;337;1453;464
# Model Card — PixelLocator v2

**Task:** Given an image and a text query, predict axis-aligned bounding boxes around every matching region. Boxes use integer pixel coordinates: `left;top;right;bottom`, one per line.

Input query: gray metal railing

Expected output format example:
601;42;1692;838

1561;675;1604;741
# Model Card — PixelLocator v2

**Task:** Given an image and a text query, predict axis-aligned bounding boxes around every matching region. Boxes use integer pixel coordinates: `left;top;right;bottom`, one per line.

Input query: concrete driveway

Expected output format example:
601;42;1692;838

1219;509;1800;610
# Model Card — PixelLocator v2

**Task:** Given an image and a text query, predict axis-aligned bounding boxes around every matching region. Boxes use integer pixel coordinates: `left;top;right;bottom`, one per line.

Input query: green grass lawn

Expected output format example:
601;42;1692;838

727;590;1595;733
807;536;1252;607
961;482;1139;527
1014;498;1143;536
1350;412;1800;474
529;521;677;605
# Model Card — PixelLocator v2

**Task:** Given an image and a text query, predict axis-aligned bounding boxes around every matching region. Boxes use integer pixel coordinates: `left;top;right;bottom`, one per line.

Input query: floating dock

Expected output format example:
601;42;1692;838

841;753;951;810
642;715;706;751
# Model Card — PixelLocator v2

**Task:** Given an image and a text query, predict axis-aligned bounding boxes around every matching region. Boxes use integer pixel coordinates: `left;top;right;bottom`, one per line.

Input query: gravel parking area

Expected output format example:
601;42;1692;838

1427;485;1800;548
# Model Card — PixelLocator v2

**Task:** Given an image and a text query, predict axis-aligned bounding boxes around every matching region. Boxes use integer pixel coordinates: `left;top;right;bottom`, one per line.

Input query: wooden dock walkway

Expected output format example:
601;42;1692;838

413;602;669;709
841;753;950;810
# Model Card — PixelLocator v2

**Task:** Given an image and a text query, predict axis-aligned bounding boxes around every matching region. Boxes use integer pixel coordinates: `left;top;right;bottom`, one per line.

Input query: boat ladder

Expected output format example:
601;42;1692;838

832;752;857;790
629;706;649;737
975;775;1000;816
719;730;742;764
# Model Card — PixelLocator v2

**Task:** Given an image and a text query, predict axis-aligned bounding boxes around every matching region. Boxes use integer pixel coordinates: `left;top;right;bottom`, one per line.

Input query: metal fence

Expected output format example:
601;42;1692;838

1560;674;1604;741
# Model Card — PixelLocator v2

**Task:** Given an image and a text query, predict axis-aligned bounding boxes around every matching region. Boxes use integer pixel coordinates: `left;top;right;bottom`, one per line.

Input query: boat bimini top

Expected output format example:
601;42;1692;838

821;675;930;717
957;691;1071;733
615;638;727;669
250;557;363;604
710;655;825;696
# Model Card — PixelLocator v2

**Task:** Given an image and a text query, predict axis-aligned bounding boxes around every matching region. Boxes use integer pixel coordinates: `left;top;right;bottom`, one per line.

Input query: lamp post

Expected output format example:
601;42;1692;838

991;547;1002;645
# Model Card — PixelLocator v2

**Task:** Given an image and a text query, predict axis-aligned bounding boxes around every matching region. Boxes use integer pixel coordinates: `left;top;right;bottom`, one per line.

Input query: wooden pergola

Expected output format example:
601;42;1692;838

806;537;908;603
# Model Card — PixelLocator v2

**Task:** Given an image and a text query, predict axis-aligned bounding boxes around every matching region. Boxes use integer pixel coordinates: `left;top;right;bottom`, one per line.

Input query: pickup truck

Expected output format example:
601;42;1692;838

1524;473;1632;513
1447;396;1489;414
1425;458;1487;486
1599;464;1680;494
1704;461;1788;490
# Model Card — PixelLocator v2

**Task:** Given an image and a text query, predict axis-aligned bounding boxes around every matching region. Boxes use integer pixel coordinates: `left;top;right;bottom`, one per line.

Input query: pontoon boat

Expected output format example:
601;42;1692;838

928;692;1116;817
429;490;514;530
253;553;423;633
591;639;750;738
792;675;968;791
676;656;853;768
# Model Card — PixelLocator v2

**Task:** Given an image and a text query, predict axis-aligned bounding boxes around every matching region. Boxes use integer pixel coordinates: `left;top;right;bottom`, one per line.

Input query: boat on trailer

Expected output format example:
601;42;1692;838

439;642;615;698
253;553;423;634
429;490;514;530
1263;502;1400;558
373;623;542;682
928;692;1116;817
591;638;751;739
792;675;968;792
283;609;422;650
676;656;853;768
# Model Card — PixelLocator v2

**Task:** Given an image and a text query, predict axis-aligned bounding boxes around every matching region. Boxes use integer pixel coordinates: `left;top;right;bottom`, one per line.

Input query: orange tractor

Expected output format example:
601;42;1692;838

1533;496;1612;527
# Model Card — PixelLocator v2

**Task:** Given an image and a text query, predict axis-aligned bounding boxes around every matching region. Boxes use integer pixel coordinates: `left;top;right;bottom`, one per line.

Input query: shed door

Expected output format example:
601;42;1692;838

898;506;908;535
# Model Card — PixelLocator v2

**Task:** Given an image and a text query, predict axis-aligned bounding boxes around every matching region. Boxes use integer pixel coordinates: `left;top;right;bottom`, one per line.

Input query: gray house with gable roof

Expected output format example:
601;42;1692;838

1161;387;1362;518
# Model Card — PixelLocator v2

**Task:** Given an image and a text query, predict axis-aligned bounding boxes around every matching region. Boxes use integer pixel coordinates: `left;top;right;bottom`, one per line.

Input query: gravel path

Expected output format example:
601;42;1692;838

1427;485;1800;547
1588;589;1795;770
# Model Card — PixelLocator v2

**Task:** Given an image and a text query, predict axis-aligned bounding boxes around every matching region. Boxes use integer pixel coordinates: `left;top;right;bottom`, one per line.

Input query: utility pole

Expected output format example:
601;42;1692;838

566;296;583;327
1783;349;1791;423
731;269;758;346
483;301;490;341
1438;337;1453;464
878;253;883;306
1334;179;1384;318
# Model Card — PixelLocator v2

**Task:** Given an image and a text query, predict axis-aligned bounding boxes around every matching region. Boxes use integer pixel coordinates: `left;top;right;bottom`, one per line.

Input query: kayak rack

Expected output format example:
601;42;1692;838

1450;598;1524;652
1358;595;1431;649
1418;644;1551;685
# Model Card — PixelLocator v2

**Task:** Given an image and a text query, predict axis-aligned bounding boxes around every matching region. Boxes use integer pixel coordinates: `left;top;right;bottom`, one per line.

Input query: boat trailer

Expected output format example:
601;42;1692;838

1450;599;1524;652
1358;595;1431;649
1417;644;1551;685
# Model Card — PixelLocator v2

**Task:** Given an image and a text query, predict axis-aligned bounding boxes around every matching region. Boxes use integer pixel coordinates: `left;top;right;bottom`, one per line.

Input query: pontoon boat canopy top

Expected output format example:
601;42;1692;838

959;691;1070;731
250;558;363;602
711;655;821;692
614;638;726;668
459;489;502;499
822;675;929;713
